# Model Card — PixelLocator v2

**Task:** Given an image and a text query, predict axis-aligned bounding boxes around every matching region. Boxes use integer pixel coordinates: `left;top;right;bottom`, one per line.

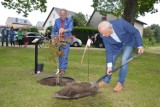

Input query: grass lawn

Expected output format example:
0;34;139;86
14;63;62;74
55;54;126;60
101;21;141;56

0;46;160;107
145;47;160;54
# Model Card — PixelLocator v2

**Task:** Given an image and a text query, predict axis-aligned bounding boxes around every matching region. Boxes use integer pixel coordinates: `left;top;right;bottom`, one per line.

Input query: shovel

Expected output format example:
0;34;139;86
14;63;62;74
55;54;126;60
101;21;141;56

91;53;141;87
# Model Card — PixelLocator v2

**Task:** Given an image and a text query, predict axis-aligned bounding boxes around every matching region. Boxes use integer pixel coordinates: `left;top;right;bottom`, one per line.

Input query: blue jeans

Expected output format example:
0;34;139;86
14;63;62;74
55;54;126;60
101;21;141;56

58;43;70;71
103;46;133;85
1;35;8;46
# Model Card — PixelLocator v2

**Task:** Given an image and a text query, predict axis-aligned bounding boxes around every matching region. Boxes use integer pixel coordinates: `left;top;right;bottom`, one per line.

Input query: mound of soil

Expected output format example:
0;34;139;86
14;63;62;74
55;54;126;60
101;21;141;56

39;76;74;86
54;82;99;99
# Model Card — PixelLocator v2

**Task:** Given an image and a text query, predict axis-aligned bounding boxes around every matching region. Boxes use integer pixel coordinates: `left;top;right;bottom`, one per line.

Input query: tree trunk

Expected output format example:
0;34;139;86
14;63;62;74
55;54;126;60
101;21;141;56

123;0;137;25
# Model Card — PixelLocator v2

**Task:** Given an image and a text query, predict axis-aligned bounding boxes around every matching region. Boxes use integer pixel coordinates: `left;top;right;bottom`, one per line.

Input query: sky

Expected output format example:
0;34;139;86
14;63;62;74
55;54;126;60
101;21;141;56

0;0;160;27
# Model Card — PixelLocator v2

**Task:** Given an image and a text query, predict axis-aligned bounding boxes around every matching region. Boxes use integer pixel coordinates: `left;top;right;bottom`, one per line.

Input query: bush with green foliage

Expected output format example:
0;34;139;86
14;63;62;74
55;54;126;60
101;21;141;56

28;27;39;33
150;24;160;43
72;12;88;27
45;26;98;44
72;27;98;44
20;27;39;33
45;26;52;34
142;38;157;48
143;24;160;47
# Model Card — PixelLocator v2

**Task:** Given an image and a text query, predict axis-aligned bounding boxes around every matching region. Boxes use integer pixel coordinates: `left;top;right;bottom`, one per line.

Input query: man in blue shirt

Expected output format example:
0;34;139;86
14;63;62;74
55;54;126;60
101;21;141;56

52;9;73;75
1;27;9;47
98;18;144;92
9;27;15;46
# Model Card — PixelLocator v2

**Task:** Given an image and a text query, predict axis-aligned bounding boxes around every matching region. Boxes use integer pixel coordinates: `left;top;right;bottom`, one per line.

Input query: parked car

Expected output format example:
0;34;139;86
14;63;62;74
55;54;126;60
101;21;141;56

51;35;82;47
0;27;4;42
26;32;43;44
70;37;82;47
0;33;2;42
91;33;104;48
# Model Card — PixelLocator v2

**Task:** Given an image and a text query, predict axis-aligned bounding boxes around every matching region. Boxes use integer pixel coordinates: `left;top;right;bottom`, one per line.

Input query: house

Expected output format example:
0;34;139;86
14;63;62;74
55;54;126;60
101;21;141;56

36;21;44;28
87;11;147;36
6;17;32;29
36;21;44;34
43;7;76;33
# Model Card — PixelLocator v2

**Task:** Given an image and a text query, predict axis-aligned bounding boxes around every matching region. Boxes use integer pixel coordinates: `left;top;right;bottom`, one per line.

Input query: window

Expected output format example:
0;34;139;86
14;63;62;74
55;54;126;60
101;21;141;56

16;18;18;22
24;20;27;23
101;17;107;21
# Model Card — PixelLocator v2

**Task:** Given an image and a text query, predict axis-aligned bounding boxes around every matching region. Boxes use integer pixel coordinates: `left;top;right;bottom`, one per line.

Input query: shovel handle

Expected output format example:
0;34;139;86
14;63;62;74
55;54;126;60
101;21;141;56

96;53;141;83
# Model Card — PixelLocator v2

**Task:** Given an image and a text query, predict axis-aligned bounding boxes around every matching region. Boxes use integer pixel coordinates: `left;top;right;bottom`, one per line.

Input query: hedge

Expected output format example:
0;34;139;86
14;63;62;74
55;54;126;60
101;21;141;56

72;27;98;44
45;26;99;44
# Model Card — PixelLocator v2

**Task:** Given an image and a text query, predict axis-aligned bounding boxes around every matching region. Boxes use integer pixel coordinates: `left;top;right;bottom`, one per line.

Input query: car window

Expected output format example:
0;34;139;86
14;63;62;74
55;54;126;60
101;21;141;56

28;33;36;36
27;33;41;36
36;34;41;36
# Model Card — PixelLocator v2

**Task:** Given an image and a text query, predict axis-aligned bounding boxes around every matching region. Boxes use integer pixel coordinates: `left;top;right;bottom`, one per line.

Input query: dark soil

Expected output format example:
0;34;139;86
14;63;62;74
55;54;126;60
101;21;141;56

54;82;99;99
39;76;74;86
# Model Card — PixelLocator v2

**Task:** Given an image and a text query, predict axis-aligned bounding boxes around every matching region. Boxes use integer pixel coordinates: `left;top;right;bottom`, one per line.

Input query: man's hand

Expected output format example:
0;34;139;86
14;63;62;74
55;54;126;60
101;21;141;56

107;67;112;75
138;47;144;54
59;28;65;34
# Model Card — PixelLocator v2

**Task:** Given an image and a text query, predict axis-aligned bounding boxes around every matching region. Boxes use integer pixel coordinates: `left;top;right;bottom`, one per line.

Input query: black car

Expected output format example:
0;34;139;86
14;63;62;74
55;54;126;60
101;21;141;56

26;32;43;44
91;33;104;48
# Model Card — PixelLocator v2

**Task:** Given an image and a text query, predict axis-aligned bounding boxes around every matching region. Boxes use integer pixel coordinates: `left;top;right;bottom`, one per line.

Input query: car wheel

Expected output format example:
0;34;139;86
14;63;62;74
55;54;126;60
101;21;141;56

98;43;104;48
73;42;79;47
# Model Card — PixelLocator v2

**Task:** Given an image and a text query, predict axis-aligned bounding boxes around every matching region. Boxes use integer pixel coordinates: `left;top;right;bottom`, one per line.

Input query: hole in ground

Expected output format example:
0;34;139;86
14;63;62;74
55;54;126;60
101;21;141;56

38;76;74;86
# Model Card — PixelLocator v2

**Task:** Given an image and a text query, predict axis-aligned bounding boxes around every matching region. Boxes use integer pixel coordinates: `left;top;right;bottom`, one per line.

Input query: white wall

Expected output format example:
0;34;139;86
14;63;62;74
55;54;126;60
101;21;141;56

134;22;144;37
5;18;12;27
43;10;59;33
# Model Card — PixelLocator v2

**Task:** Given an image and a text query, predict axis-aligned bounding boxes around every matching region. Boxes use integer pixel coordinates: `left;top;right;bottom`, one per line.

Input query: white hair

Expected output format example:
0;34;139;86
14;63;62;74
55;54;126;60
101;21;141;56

98;21;112;32
60;9;67;14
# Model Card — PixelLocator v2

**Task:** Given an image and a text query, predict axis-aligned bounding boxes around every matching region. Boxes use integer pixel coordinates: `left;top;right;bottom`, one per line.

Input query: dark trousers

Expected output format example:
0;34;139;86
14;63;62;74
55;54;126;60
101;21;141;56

10;41;15;46
1;36;8;47
18;40;23;47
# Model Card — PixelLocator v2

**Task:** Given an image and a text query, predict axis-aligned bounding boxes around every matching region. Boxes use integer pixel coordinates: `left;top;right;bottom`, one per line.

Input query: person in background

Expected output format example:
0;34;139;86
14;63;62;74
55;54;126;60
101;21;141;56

9;27;15;46
98;18;144;92
23;34;29;47
1;27;9;47
17;29;23;47
47;30;51;40
52;8;73;75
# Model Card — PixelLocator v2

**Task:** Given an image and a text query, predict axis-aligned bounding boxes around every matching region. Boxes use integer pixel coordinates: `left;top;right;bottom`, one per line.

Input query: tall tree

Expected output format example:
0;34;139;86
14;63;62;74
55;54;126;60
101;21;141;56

143;26;155;41
72;12;88;27
92;0;160;24
1;0;47;17
123;0;137;24
150;24;160;43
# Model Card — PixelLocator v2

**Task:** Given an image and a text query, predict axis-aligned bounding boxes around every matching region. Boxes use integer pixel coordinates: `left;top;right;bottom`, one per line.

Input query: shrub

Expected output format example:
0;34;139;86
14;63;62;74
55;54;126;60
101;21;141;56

142;38;158;48
72;27;98;44
45;26;99;44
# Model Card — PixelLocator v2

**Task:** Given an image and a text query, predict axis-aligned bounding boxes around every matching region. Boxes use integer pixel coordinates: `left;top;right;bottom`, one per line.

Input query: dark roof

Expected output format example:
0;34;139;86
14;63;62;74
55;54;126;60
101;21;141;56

135;20;147;25
7;17;32;25
87;10;147;25
43;7;76;27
